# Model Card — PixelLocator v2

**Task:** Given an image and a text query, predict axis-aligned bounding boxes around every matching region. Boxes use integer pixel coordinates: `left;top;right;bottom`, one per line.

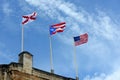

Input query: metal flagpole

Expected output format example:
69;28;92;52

21;25;24;52
73;41;79;80
49;34;54;73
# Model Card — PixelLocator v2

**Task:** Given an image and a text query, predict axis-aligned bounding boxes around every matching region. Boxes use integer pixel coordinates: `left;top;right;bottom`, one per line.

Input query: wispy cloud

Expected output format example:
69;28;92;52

83;68;120;80
25;0;120;40
2;3;12;16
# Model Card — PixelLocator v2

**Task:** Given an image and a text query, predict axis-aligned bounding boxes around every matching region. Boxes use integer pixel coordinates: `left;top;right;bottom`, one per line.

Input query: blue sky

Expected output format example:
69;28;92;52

0;0;120;80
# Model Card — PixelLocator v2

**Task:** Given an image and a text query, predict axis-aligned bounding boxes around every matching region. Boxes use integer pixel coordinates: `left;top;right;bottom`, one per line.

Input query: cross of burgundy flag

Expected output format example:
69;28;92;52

50;22;66;35
74;33;88;46
22;12;37;25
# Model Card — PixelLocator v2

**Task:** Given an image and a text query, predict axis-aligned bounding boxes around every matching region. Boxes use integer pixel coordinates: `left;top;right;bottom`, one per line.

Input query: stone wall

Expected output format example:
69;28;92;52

0;64;74;80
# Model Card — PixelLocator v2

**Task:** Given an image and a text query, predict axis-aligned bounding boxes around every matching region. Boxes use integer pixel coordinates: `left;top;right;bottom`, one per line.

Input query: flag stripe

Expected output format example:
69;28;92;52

52;24;65;28
56;28;64;32
52;22;66;26
52;22;66;28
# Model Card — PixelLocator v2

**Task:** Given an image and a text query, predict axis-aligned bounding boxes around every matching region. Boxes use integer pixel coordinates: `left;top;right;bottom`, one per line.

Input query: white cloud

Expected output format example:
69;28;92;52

25;0;120;41
90;12;120;40
105;70;120;80
84;73;106;80
2;3;12;16
83;68;120;80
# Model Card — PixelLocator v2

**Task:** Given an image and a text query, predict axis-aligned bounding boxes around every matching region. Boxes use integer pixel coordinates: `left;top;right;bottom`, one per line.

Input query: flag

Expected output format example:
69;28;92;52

74;33;88;46
22;12;37;25
50;22;66;35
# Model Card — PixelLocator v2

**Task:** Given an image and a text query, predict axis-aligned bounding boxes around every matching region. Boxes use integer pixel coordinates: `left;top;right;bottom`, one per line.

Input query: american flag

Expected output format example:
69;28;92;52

22;12;37;25
50;22;66;35
74;33;88;46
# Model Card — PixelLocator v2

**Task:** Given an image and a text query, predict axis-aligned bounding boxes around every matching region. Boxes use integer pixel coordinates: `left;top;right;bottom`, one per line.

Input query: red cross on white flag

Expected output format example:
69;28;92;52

22;12;37;25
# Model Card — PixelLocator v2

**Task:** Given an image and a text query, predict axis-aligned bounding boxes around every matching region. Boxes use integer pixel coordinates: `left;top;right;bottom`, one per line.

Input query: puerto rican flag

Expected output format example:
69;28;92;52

22;12;37;25
50;22;66;35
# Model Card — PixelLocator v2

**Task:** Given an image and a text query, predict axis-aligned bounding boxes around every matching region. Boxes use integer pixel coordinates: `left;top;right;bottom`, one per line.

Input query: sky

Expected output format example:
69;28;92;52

0;0;120;80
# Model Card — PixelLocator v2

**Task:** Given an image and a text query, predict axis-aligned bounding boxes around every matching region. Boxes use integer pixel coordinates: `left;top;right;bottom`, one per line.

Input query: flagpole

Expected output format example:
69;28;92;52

73;41;79;80
21;25;24;52
49;34;54;73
